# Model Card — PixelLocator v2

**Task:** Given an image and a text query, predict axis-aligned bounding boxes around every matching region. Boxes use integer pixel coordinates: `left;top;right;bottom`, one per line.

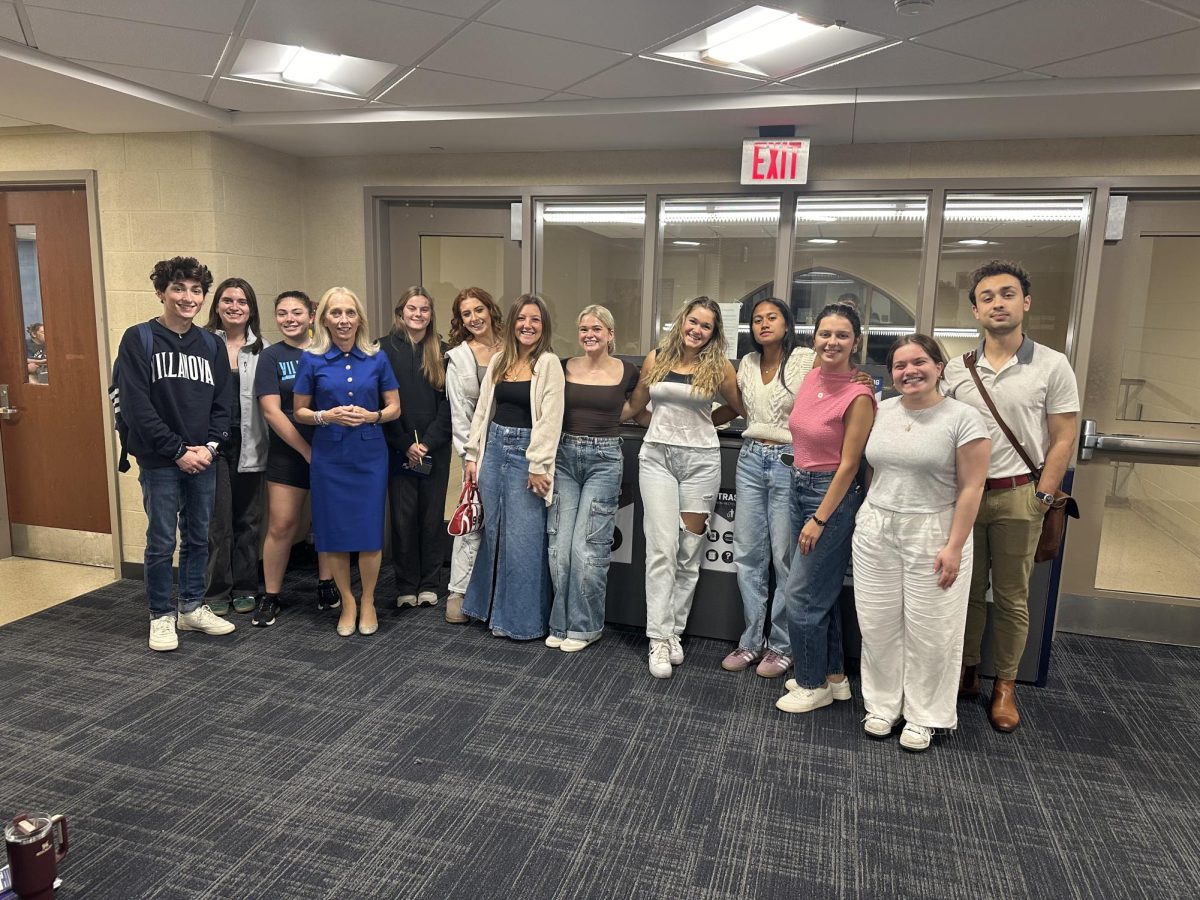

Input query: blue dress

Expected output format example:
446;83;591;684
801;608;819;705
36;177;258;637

294;346;399;552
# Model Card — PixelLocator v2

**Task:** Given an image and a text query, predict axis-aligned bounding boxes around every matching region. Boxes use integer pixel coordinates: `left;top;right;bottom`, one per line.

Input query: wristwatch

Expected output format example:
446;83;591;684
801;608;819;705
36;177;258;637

1034;490;1055;506
205;441;219;460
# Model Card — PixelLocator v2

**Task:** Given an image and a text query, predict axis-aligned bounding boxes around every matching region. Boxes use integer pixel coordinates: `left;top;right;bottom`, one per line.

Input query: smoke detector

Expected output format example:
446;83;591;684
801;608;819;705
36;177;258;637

895;0;935;14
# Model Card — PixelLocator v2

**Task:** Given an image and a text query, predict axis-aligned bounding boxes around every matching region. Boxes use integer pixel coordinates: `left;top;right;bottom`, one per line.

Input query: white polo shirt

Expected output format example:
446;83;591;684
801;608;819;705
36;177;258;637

943;336;1079;479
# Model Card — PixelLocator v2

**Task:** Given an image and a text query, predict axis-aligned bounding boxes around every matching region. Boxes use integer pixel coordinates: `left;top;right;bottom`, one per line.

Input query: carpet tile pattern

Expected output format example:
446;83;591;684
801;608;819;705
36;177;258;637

1;573;1198;899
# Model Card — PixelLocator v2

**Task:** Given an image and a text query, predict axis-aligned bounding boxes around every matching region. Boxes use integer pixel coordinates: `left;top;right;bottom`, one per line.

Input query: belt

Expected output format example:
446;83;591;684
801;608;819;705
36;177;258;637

985;474;1033;491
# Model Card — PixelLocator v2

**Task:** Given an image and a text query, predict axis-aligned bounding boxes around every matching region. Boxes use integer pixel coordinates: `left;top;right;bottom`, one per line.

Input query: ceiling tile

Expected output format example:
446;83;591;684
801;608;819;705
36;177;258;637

0;114;38;127
572;57;763;98
381;68;550;106
244;0;463;67
480;0;738;52
543;91;593;101
26;0;245;34
210;78;369;113
67;59;213;101
914;0;1198;70
1151;0;1200;18
420;23;628;90
26;7;228;74
0;3;25;42
377;0;493;16
774;0;1023;39
787;42;1014;90
1037;28;1200;78
985;70;1052;81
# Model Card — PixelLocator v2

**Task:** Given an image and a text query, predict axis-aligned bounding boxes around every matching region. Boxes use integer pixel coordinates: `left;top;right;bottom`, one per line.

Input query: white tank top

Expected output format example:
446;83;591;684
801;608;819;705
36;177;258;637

644;372;718;449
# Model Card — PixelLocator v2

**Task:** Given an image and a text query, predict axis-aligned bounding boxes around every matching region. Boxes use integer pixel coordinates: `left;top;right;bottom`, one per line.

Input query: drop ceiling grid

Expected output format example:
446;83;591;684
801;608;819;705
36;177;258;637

378;67;552;107
65;59;214;102
1034;27;1200;79
23;0;246;34
0;2;23;41
786;41;1017;91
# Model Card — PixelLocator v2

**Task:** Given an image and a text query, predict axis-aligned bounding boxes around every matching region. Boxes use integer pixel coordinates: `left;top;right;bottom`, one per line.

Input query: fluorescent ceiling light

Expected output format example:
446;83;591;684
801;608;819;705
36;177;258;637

672;240;702;246
282;48;341;86
957;239;990;246
702;7;824;65
933;328;984;339
807;238;839;245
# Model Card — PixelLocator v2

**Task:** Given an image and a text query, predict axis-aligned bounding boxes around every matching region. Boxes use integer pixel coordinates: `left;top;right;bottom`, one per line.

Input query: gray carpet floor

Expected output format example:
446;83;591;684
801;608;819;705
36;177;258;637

1;573;1198;900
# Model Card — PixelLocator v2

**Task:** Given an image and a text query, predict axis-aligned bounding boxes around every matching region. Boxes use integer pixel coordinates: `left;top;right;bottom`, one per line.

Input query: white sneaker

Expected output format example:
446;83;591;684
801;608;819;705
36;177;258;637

648;640;673;679
560;636;600;653
785;677;852;701
776;682;832;714
177;605;236;635
148;616;178;651
900;723;933;752
416;591;439;607
667;635;684;666
863;713;894;738
396;594;419;608
545;634;565;649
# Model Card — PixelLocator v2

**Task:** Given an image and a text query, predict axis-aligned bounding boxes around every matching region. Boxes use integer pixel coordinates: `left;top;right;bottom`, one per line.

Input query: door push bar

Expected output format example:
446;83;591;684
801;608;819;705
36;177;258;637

1079;419;1200;460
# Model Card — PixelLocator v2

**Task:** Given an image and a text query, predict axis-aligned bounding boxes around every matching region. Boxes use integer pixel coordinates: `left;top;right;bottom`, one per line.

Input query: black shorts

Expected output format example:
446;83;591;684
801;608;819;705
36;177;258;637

265;439;310;490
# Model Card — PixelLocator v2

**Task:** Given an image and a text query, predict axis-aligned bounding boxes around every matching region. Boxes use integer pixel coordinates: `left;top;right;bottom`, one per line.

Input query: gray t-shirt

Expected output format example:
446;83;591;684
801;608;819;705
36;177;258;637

864;396;989;513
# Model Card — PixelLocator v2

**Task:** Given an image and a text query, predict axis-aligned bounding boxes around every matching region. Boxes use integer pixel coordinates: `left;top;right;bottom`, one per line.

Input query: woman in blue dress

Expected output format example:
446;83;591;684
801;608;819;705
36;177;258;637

293;287;401;637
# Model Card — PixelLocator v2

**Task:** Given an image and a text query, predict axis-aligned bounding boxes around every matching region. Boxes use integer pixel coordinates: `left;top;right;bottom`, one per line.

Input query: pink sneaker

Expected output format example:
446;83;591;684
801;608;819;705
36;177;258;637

721;647;761;672
755;650;792;679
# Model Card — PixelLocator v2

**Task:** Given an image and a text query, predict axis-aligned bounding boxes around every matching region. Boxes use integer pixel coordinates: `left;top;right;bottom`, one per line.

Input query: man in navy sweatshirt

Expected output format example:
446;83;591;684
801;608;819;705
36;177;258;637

118;256;235;651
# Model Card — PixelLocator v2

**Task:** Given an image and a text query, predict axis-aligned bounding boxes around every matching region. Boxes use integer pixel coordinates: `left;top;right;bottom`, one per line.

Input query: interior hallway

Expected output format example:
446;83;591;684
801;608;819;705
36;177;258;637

0;557;115;626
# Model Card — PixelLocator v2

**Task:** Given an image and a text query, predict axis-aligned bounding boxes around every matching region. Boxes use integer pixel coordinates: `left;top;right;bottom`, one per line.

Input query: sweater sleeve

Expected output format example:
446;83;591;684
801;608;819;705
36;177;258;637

527;354;565;475
207;345;233;446
118;326;185;461
446;350;476;458
463;359;496;464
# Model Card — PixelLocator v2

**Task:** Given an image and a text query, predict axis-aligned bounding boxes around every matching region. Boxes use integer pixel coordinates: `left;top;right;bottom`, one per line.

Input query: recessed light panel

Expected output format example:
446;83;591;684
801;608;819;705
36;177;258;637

230;39;395;97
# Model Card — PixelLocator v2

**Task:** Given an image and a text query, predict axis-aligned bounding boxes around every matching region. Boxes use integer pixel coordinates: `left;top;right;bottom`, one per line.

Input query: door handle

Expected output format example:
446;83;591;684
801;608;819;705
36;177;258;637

0;383;16;420
1080;418;1200;460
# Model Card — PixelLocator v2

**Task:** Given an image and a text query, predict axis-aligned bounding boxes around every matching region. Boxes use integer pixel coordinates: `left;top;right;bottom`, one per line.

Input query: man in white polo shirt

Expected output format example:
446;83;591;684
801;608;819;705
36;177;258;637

943;260;1079;733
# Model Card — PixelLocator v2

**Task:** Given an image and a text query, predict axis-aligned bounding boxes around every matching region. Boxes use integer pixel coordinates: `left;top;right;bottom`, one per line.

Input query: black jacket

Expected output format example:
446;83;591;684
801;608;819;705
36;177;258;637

378;330;452;455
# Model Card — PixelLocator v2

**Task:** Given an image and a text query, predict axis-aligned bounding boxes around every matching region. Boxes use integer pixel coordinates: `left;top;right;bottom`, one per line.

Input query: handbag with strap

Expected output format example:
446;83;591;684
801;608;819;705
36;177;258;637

963;351;1080;563
447;478;483;537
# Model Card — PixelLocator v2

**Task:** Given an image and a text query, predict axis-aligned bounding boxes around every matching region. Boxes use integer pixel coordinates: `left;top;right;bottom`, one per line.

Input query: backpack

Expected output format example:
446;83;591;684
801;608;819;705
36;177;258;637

107;323;221;472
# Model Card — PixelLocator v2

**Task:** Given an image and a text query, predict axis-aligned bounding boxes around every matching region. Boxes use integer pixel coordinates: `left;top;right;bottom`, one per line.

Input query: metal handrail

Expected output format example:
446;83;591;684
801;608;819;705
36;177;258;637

1080;419;1200;460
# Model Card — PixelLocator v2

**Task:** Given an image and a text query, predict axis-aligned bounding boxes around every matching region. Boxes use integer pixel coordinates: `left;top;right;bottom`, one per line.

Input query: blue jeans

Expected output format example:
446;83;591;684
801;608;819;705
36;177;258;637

733;440;794;656
547;435;623;641
138;464;217;619
783;468;863;689
463;422;552;640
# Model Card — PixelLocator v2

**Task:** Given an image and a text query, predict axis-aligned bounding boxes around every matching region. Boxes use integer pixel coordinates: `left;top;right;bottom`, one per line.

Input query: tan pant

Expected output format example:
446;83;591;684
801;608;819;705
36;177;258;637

962;481;1042;680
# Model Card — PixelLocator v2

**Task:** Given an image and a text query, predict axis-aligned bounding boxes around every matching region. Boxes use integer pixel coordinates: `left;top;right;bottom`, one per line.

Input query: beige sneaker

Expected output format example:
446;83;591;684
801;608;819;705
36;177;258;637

177;605;236;636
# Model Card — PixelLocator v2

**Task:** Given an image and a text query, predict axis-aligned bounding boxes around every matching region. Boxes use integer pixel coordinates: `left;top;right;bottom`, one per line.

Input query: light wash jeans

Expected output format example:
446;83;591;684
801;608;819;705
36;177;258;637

732;440;794;656
783;468;863;689
853;500;974;730
138;464;217;618
547;435;623;641
463;422;552;640
639;441;721;641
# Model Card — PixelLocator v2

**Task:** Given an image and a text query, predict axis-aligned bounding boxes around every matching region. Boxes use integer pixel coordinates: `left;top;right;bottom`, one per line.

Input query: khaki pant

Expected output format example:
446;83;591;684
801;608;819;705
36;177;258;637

962;481;1043;680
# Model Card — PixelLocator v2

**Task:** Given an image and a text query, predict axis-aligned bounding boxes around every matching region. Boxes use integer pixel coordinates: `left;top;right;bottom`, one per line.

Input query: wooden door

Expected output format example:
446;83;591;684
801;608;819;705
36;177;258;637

0;187;111;553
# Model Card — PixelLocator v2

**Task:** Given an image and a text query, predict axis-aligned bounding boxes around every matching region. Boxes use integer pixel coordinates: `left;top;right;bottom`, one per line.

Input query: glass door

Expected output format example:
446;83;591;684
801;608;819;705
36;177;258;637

1059;197;1200;645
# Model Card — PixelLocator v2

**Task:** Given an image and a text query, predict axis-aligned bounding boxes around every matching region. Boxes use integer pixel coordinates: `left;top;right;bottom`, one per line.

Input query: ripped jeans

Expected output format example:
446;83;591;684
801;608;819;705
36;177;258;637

639;441;721;641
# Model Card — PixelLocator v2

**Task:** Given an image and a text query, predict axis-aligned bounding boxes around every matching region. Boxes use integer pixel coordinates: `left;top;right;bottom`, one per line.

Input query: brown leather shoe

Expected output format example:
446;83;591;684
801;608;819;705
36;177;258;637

444;592;468;624
990;678;1021;732
958;664;980;700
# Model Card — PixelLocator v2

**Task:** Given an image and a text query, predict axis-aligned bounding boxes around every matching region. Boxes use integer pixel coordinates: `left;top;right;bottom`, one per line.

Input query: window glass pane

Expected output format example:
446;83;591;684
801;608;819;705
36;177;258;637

933;193;1089;359
791;194;926;366
14;224;48;385
535;200;644;357
657;196;780;352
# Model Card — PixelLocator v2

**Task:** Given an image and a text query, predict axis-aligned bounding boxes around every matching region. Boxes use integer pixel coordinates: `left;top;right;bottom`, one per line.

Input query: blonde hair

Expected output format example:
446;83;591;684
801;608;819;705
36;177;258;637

492;294;554;383
578;304;616;354
394;286;445;391
647;296;726;397
308;287;379;357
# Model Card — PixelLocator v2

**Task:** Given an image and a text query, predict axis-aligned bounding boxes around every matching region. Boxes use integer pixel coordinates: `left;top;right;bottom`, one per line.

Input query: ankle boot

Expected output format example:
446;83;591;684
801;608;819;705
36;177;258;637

990;678;1020;732
958;664;980;699
444;592;468;624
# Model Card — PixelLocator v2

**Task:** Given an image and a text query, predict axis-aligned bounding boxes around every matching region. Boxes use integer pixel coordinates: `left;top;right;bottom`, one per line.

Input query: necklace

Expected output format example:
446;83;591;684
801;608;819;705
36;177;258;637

900;400;939;431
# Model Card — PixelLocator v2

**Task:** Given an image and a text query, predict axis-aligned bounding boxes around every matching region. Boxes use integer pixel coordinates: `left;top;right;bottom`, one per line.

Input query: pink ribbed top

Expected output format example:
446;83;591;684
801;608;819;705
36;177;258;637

788;368;875;471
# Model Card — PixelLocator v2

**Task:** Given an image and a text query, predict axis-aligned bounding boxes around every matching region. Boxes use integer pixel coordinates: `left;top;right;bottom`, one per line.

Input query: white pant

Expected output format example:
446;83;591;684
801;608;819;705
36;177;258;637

852;500;973;730
639;442;721;641
448;529;480;595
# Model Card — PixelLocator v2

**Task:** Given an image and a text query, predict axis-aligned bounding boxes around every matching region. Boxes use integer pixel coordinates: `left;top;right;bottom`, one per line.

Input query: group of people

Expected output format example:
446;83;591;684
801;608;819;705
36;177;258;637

118;255;1077;753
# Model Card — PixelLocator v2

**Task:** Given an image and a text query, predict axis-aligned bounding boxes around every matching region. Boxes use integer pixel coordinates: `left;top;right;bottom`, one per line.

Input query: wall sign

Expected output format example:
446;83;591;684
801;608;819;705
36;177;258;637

740;138;810;185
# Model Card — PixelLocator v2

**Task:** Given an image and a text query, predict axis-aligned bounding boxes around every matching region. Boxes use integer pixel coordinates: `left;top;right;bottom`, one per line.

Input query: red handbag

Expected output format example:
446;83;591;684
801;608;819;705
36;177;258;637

447;479;483;536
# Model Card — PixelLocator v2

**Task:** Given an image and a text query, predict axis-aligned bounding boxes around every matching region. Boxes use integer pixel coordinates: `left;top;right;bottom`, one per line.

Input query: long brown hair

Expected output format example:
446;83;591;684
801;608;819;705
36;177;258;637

647;296;726;397
206;277;263;354
394;286;445;391
449;286;503;348
492;294;553;383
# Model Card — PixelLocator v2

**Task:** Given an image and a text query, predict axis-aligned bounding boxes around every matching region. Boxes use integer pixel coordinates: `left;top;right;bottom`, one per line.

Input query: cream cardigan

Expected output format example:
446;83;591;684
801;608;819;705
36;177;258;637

463;351;565;505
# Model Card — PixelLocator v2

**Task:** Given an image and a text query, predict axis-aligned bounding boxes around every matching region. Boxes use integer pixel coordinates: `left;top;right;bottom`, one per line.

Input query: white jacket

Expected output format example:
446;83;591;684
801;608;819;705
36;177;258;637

445;342;482;459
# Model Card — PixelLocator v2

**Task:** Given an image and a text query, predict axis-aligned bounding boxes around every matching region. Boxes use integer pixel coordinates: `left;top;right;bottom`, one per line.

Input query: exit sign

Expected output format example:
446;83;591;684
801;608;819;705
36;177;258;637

741;138;810;185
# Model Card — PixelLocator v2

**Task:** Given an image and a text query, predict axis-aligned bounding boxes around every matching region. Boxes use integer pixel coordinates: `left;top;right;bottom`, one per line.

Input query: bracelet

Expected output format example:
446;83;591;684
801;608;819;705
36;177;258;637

811;514;828;527
375;410;383;424
315;410;324;426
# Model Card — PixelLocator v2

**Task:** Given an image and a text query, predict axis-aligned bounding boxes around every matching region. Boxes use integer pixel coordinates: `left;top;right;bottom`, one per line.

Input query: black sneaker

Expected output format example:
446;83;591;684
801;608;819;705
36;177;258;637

316;579;341;610
252;594;280;627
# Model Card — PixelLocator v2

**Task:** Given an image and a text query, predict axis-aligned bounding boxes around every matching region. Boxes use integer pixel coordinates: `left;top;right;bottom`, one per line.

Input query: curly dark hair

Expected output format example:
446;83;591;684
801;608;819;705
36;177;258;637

968;259;1031;305
150;256;213;294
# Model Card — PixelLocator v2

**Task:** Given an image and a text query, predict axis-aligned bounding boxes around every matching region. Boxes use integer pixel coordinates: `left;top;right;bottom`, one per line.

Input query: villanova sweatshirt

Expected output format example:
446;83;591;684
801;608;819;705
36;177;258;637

117;319;232;468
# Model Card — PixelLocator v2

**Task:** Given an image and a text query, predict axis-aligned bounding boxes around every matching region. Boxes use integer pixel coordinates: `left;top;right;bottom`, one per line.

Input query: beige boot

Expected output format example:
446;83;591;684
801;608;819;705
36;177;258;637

444;592;468;624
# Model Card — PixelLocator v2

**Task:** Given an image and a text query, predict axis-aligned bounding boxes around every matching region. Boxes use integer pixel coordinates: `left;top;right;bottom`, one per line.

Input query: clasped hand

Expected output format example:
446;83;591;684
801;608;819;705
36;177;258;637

321;405;374;426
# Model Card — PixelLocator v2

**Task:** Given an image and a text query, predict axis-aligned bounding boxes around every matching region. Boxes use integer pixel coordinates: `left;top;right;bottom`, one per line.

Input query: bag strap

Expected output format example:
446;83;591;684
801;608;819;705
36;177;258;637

963;351;1039;478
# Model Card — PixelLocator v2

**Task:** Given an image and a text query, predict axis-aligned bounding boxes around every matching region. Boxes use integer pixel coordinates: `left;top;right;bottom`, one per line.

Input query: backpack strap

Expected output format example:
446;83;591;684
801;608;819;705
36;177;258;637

963;350;1040;477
